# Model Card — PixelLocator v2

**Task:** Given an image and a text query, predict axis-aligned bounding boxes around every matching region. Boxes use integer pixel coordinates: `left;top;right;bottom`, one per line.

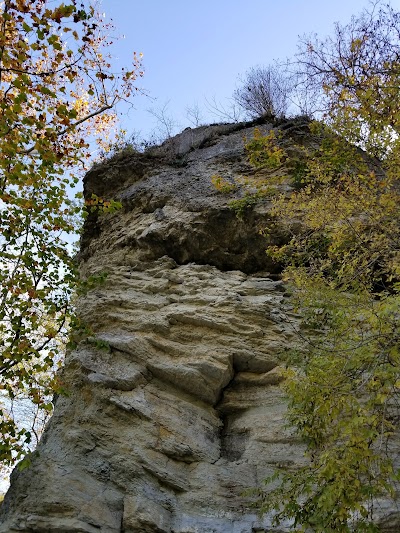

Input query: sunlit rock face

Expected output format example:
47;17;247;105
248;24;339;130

1;119;398;532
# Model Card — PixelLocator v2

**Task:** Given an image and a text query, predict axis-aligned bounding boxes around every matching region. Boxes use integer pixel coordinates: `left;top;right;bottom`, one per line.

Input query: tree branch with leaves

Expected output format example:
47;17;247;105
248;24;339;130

0;0;142;467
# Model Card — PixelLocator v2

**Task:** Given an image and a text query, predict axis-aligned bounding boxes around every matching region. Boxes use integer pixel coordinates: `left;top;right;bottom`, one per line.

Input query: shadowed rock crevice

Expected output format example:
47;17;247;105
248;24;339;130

131;208;284;275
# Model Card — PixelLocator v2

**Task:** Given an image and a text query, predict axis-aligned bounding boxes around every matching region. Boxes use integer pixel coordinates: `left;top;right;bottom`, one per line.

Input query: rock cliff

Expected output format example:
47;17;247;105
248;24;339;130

0;119;398;532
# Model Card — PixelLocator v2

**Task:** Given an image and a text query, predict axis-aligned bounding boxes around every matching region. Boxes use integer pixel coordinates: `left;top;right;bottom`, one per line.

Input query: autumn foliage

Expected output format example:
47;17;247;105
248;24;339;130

0;0;141;466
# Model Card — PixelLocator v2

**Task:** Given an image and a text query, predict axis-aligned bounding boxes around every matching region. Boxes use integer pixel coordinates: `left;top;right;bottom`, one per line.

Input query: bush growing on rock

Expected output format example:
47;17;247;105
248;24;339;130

233;65;293;119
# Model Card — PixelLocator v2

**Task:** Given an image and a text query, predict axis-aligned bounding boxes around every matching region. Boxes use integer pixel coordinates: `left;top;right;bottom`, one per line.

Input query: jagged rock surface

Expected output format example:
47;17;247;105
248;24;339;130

1;119;398;532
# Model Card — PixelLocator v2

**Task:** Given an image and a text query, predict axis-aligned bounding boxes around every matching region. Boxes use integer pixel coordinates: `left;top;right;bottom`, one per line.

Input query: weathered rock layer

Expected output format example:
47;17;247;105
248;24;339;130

1;120;398;532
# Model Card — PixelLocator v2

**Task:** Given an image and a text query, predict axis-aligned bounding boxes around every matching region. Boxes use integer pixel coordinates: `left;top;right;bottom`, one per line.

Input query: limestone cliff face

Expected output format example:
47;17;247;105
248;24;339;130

0;120;398;532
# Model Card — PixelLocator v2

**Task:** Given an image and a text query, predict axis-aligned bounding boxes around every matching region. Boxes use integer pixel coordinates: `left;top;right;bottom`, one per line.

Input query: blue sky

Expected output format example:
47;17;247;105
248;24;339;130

100;0;396;141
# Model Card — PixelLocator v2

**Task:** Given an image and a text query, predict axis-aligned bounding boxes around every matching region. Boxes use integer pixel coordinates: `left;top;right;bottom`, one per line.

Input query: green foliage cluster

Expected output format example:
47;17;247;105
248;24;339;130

256;277;400;532
211;130;287;220
246;3;400;530
245;128;287;169
211;174;237;194
228;193;262;219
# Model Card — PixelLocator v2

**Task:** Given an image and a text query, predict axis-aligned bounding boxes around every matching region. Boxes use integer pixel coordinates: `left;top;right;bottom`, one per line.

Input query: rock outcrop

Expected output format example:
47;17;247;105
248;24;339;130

1;119;398;532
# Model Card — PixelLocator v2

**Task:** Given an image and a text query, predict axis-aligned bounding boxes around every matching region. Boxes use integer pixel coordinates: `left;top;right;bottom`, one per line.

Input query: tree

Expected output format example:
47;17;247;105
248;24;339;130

295;1;400;154
204;94;245;123
0;0;142;468
147;100;180;141
247;3;400;531
233;64;293;119
185;101;205;127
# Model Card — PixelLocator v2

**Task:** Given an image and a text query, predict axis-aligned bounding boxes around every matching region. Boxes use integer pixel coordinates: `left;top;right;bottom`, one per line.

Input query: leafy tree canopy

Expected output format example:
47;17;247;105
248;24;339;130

246;2;400;531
